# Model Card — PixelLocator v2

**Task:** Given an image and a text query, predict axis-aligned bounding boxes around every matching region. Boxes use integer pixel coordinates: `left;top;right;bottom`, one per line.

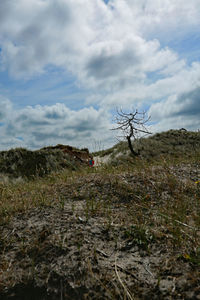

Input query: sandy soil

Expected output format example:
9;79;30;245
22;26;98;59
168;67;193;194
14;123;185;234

0;164;200;299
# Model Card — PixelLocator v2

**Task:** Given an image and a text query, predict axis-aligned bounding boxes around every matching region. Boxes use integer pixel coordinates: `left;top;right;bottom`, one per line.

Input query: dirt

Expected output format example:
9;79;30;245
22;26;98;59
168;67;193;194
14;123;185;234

0;204;199;300
42;144;91;164
0;165;200;299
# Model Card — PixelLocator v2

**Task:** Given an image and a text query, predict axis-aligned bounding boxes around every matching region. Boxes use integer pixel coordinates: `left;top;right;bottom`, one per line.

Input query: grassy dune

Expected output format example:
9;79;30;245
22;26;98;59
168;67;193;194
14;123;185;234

0;130;200;299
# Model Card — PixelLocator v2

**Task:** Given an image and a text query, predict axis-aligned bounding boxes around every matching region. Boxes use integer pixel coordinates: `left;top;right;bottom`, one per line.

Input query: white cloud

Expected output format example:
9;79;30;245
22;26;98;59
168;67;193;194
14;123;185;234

124;0;200;36
0;0;94;77
0;0;200;149
149;85;200;132
0;99;114;150
93;61;200;109
0;96;12;121
0;0;195;89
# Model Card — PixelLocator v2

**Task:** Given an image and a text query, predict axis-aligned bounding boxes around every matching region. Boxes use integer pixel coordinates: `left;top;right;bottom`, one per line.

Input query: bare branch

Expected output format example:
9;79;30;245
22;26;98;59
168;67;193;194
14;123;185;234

112;107;151;156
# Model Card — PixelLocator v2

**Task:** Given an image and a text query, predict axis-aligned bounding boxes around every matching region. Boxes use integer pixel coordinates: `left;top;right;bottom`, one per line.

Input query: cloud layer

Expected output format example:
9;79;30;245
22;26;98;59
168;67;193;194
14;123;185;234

0;98;114;150
0;0;200;149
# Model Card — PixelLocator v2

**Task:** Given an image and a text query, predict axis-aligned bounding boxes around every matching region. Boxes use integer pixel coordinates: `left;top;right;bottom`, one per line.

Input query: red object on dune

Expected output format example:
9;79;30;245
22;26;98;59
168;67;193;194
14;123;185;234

89;159;94;167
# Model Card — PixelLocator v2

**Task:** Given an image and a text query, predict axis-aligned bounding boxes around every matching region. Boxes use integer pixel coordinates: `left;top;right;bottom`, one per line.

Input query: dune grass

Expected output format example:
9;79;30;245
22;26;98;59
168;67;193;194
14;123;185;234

0;130;200;299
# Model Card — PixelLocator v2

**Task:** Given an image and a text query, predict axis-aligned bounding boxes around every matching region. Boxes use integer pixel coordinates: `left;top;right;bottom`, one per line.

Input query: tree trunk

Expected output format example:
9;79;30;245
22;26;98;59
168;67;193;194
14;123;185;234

127;136;139;156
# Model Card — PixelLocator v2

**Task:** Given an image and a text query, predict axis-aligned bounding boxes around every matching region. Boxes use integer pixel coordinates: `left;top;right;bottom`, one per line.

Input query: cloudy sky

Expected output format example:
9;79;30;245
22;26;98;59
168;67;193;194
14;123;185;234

0;0;200;151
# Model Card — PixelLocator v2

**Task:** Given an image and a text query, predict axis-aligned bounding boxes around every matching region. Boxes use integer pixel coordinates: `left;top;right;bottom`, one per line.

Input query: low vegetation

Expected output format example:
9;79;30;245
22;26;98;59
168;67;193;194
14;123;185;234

0;145;89;179
94;129;200;160
0;130;199;299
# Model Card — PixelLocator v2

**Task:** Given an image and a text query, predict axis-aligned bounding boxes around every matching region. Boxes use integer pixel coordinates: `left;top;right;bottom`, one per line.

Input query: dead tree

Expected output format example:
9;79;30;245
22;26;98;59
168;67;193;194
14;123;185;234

112;108;151;156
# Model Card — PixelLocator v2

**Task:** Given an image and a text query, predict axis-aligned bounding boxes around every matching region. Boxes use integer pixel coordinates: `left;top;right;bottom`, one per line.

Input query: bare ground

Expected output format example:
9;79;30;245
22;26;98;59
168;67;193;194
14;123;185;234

0;163;200;299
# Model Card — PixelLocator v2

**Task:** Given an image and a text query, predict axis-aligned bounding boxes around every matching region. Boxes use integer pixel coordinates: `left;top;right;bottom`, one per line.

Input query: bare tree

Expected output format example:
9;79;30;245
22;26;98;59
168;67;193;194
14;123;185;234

112;108;151;156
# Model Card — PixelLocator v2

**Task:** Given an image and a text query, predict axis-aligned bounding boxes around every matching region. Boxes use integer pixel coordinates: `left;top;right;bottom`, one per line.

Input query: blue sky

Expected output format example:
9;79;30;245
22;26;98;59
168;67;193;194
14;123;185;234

0;0;200;151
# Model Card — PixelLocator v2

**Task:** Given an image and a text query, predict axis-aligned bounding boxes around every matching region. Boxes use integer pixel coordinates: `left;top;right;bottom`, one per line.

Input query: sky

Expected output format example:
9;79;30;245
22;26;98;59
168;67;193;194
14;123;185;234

0;0;200;151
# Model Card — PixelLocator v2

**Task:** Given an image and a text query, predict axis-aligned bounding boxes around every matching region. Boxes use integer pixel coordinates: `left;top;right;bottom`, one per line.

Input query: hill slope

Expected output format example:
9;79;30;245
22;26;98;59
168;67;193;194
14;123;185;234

0;130;199;299
94;129;200;165
0;145;91;179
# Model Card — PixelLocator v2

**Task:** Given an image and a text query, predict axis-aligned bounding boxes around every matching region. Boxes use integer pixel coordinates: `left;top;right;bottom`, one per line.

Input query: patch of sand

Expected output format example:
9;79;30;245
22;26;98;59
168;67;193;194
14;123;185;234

93;154;112;166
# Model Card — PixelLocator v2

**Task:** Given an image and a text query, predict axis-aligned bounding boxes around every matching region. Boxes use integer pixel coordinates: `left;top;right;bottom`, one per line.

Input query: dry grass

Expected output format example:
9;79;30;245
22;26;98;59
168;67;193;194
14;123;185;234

0;130;200;299
93;129;200;162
